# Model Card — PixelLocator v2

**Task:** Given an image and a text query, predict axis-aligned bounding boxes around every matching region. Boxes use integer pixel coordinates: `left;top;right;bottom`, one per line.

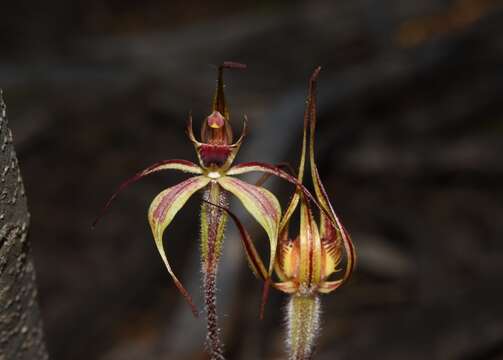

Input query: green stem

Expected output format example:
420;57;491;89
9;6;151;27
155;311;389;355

286;294;321;360
201;181;228;360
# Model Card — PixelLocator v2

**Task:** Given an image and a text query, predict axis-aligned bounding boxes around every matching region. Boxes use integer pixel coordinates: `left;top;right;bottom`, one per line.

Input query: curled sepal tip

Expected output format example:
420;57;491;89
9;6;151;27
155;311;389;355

93;159;202;228
148;175;211;317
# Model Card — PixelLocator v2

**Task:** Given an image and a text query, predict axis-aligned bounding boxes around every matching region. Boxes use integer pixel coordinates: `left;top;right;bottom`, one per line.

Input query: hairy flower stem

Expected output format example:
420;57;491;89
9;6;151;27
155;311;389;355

286;294;321;360
203;266;224;360
201;181;228;360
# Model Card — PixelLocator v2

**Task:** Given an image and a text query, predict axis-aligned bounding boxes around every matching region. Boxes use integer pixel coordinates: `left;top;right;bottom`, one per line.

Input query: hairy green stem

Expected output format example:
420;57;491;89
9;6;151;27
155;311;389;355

201;181;228;360
286;294;321;360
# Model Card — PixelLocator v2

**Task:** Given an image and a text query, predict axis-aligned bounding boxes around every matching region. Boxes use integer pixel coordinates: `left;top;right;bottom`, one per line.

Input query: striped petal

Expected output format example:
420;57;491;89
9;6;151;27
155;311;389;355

204;200;267;281
274;229;293;282
306;68;356;282
298;197;322;288
217;176;281;276
93;159;202;227
202;199;270;319
227;162;326;222
148;175;211;316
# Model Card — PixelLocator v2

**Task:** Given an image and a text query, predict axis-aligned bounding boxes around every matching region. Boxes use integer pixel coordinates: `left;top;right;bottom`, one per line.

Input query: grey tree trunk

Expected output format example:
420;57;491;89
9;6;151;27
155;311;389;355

0;90;49;360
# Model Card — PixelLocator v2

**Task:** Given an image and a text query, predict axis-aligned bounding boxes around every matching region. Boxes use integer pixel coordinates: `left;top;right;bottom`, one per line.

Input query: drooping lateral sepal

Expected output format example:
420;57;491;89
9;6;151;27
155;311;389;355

148;175;211;316
203;199;268;281
203;199;271;319
217;176;281;276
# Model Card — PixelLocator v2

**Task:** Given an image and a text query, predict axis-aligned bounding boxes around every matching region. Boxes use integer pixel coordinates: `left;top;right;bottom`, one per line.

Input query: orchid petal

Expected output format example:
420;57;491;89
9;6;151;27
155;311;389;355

278;240;298;280
299;196;322;287
217;176;281;276
279;72;312;231
202;199;271;319
148;175;210;316
229;163;355;284
227;162;327;223
318;280;343;294
322;239;342;279
202;199;267;281
93;159;202;227
312;165;356;281
306;68;356;282
274;229;291;282
274;281;298;294
254;162;296;187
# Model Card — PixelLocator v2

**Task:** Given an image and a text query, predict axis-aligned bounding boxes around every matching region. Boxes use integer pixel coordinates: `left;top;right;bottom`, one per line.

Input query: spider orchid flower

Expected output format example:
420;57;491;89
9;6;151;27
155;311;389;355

216;67;356;360
94;62;314;359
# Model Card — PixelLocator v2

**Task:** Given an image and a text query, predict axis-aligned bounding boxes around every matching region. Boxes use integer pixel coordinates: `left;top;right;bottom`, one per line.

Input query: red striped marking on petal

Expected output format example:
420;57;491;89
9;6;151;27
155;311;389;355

226;177;279;223
218;176;281;275
153;176;203;220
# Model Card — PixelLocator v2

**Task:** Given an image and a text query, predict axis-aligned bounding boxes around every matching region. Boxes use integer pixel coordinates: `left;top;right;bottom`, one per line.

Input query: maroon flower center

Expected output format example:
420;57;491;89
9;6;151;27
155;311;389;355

199;144;231;168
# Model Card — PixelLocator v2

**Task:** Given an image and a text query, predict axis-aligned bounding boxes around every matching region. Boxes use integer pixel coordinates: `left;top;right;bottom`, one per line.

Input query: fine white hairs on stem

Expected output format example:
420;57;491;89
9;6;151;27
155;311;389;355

286;294;322;360
200;184;228;360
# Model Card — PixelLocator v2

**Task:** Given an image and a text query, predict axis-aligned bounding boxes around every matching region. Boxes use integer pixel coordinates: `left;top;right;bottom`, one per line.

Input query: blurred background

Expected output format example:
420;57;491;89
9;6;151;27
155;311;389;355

1;0;503;359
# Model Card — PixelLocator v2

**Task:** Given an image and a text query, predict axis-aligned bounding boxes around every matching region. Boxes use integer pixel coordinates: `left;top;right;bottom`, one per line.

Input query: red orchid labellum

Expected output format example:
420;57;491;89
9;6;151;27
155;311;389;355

216;67;356;360
95;62;306;359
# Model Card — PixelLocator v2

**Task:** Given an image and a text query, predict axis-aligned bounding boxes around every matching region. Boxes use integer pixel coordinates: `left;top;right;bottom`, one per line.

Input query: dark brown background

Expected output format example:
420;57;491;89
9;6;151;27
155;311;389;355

1;0;503;359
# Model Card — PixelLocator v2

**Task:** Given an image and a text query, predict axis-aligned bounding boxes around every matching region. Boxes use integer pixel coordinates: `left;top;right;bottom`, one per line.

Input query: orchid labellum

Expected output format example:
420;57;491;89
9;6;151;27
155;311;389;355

94;62;315;360
218;67;356;360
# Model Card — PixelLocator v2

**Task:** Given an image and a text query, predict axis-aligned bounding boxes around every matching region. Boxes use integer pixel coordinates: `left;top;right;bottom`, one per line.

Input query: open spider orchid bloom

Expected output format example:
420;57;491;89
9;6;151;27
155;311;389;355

94;62;314;359
215;67;356;360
